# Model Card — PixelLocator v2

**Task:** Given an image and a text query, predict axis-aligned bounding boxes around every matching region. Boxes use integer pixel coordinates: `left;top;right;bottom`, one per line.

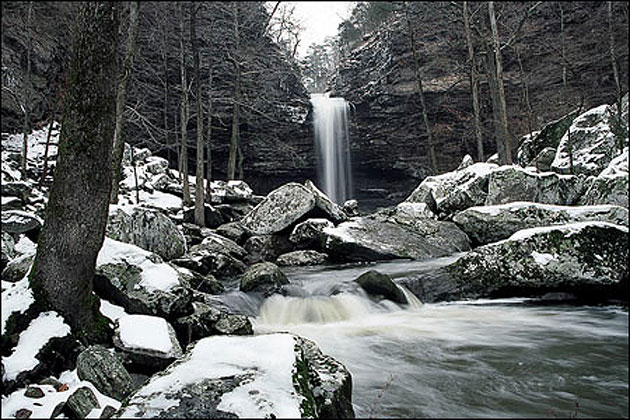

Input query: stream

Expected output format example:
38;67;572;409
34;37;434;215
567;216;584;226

238;258;629;418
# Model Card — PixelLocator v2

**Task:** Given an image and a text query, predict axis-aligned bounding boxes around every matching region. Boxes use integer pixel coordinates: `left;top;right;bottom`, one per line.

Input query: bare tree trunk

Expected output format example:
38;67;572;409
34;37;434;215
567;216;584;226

488;1;512;164
21;1;33;179
110;1;140;204
161;6;171;167
179;1;191;206
30;1;119;344
515;46;534;137
191;4;205;226
227;3;241;180
560;3;573;173
463;1;484;162
237;144;244;180
205;70;213;203
404;2;438;174
39;117;55;185
608;1;625;149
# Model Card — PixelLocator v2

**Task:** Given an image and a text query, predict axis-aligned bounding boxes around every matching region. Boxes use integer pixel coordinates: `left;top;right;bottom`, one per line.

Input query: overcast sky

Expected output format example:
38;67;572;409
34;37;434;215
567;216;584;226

278;1;355;58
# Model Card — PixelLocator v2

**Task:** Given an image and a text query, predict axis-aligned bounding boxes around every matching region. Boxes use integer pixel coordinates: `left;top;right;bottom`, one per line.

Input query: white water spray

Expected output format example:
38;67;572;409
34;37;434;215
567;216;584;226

310;93;352;204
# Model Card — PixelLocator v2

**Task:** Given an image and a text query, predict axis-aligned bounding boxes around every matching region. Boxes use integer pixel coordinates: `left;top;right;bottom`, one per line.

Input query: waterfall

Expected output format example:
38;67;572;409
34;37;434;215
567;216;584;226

310;93;352;204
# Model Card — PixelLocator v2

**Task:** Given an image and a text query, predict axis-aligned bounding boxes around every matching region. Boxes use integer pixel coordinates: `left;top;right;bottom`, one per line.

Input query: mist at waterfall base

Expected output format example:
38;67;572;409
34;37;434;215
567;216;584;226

208;257;628;418
310;93;352;204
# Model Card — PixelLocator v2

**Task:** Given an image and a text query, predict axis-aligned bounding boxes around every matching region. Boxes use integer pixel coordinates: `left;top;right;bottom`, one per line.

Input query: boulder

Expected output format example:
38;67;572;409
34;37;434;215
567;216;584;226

579;147;629;207
276;250;328;267
354;270;406;304
113;314;183;373
2;196;24;210
342;199;359;217
405;162;498;217
172;302;253;348
76;345;135;401
1;210;42;236
456;154;474;170
2;181;33;202
1;231;16;269
115;333;354;418
182;204;225;228
215;222;250;245
171;237;248;280
443;222;628;301
551;102;626;176
321;216;469;262
209;180;254;204
516;110;577;166
179;268;224;295
243;234;294;264
289;218;334;250
530;147;557;172
240;183;316;235
304;180;348;223
215;203;255;223
485;166;584;206
453;202;628;245
192;232;248;260
239;262;289;294
65;387;100;419
106;207;187;261
1;253;34;282
143;156;169;175
94;239;192;319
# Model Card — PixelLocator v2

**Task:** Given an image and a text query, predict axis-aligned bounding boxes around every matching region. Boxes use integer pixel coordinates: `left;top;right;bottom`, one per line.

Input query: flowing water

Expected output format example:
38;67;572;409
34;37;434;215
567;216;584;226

246;259;628;418
310;93;352;204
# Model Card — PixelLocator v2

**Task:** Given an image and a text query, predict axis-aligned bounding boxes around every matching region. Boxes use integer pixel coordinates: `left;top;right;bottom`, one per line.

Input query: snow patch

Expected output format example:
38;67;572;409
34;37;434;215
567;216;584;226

531;251;555;266
1;277;34;335
117;314;173;354
99;299;127;323
506;221;628;242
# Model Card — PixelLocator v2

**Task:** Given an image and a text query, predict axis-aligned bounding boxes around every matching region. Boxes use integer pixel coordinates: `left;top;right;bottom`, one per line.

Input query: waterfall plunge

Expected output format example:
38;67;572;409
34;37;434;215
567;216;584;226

310;93;352;204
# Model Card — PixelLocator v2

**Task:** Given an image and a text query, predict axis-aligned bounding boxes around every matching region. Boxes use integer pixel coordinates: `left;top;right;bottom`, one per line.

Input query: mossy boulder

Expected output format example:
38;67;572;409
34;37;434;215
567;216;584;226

76;345;135;401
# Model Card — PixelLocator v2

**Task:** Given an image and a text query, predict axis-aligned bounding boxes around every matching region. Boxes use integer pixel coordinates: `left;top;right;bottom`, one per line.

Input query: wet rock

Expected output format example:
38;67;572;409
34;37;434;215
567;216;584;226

65;387;100;419
453;202;628;245
76;345;135;401
276;250;328;266
239;262;289;294
113;314;183;373
107;207;187;261
240;183;316;235
289;218;334;250
342;199;359;217
354;270;406;304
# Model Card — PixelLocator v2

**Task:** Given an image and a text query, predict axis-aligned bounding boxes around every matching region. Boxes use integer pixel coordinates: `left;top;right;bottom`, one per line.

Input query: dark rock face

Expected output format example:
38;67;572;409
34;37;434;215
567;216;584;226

331;2;628;205
354;270;407;304
76;345;135;402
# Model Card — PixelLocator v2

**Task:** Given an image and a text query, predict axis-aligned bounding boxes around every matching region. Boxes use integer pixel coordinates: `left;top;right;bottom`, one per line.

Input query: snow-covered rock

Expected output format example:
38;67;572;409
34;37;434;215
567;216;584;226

453;202;628;245
113;314;183;372
241;183;316;235
579;146;628;207
1;277;34;335
107;206;187;261
517;110;577;167
530;146;557;172
94;239;192;319
276;250;328;267
209;180;254;204
289;218;334;250
171;234;248;280
485;166;584;206
1;210;43;235
115;333;354;418
304;180;348;223
443;222;628;300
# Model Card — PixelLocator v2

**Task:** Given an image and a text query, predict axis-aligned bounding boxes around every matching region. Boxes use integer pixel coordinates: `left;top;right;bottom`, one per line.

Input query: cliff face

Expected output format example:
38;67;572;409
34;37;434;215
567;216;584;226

332;2;629;205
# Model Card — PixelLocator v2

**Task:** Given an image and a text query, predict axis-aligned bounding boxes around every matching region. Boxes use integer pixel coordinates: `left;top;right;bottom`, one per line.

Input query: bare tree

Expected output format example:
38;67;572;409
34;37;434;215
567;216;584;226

191;3;205;226
463;1;484;162
30;1;119;344
205;68;213;202
179;1;191;205
20;1;33;179
227;2;242;180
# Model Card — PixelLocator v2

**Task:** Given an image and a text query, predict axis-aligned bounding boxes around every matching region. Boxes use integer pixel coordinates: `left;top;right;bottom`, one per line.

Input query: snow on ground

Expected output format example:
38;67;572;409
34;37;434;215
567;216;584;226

1;278;34;335
2;122;60;162
2;311;71;382
118;334;304;418
1;369;121;419
464;201;626;218
13;236;37;256
99;298;127;323
97;238;181;292
116;190;182;212
117;314;174;354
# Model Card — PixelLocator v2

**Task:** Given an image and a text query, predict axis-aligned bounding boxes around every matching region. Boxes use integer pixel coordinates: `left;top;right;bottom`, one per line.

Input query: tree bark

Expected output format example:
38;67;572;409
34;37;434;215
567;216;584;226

110;2;140;204
608;1;625;149
227;3;241;180
488;1;512;164
191;4;205;226
179;1;191;205
161;6;171;167
463;1;484;162
29;1;119;344
205;69;213;203
404;2;438;174
39;117;56;185
21;1;33;179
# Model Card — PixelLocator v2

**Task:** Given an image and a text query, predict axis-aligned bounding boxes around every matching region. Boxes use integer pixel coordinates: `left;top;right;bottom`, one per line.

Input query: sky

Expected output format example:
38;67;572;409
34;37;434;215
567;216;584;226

275;1;355;58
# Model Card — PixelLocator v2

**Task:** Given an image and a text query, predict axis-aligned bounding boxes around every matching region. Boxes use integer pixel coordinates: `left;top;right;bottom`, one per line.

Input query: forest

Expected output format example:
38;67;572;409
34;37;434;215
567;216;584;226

1;1;628;418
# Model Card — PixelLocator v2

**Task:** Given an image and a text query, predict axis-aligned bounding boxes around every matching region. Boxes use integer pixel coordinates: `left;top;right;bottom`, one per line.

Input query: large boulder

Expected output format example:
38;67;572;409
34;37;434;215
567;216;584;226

354;270;406;304
516;110;578;167
239;262;289;294
115;333;354;418
289;218;334;250
76;345;135;402
65;387;101;419
485;166;584;206
240;183;316;235
321;216;470;262
171;235;248;280
94;239;192;319
579;147;628;207
106;207;187;261
209;180;254;204
172;302;253;348
243;234;294;264
551;100;627;176
182;204;225;228
1;231;16;270
405;162;498;217
113;314;183;373
192;232;248;261
453;202;628;245
442;222;628;301
276;250;328;267
215;222;250;245
304;180;348;223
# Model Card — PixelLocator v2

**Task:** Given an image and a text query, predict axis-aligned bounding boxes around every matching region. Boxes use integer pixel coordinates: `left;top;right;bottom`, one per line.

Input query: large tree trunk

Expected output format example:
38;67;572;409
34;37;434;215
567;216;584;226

21;1;33;179
205;70;213;203
488;1;512;165
29;1;119;344
227;3;241;181
463;1;484;162
404;2;438;174
191;4;205;226
109;1;140;204
179;2;191;205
